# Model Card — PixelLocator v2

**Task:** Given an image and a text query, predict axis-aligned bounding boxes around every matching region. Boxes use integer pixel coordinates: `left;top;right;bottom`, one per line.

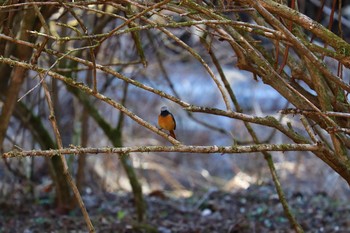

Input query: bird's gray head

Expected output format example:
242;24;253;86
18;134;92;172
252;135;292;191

160;106;168;112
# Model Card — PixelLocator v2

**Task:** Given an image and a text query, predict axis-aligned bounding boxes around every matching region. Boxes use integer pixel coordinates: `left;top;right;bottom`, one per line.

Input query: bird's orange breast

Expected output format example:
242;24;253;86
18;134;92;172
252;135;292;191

158;114;175;131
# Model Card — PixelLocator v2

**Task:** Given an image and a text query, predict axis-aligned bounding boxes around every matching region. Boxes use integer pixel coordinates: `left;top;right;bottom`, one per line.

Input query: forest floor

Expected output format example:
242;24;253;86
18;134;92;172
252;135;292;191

0;183;349;233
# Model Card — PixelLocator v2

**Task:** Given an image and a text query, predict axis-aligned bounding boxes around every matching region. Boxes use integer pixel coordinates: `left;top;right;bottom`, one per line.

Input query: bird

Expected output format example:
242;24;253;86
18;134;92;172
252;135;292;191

158;106;176;139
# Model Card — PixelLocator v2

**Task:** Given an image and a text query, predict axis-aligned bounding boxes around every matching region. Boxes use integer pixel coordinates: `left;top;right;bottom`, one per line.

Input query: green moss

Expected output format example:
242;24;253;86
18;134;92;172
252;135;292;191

279;144;291;151
263;116;279;125
338;46;350;56
336;90;347;103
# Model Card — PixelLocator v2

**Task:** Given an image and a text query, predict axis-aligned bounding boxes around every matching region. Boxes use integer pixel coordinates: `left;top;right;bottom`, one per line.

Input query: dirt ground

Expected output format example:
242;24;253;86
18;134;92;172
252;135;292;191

0;182;349;233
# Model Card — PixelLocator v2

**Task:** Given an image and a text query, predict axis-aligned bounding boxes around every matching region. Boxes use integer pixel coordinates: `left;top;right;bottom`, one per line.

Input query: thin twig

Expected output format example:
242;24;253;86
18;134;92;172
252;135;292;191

41;75;95;233
300;116;319;143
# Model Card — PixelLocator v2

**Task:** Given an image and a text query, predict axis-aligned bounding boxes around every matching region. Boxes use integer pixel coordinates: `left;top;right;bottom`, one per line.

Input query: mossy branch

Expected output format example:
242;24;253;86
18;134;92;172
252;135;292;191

3;143;322;158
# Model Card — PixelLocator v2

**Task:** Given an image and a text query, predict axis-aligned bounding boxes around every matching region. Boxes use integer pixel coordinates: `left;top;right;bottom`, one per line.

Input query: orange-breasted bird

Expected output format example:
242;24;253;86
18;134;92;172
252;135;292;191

158;106;176;139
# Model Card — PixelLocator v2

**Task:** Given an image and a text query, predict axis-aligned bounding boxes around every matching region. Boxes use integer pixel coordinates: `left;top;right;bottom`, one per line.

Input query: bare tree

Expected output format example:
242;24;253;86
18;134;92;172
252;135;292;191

1;1;350;232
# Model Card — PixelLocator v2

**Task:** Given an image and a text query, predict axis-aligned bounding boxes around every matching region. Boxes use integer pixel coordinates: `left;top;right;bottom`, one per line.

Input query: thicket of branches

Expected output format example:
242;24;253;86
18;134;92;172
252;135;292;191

1;0;350;232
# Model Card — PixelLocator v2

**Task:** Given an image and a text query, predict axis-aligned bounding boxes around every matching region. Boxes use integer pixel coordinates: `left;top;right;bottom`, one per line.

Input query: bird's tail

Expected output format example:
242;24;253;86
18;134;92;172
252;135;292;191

169;130;176;139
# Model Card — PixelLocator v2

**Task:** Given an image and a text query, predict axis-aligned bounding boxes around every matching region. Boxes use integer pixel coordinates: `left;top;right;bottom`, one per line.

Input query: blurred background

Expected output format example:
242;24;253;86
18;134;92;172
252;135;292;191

1;1;350;229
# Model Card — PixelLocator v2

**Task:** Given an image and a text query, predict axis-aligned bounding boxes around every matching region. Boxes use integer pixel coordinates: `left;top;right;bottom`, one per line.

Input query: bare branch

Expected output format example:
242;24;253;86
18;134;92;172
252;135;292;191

41;74;95;232
3;143;322;158
281;108;350;118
